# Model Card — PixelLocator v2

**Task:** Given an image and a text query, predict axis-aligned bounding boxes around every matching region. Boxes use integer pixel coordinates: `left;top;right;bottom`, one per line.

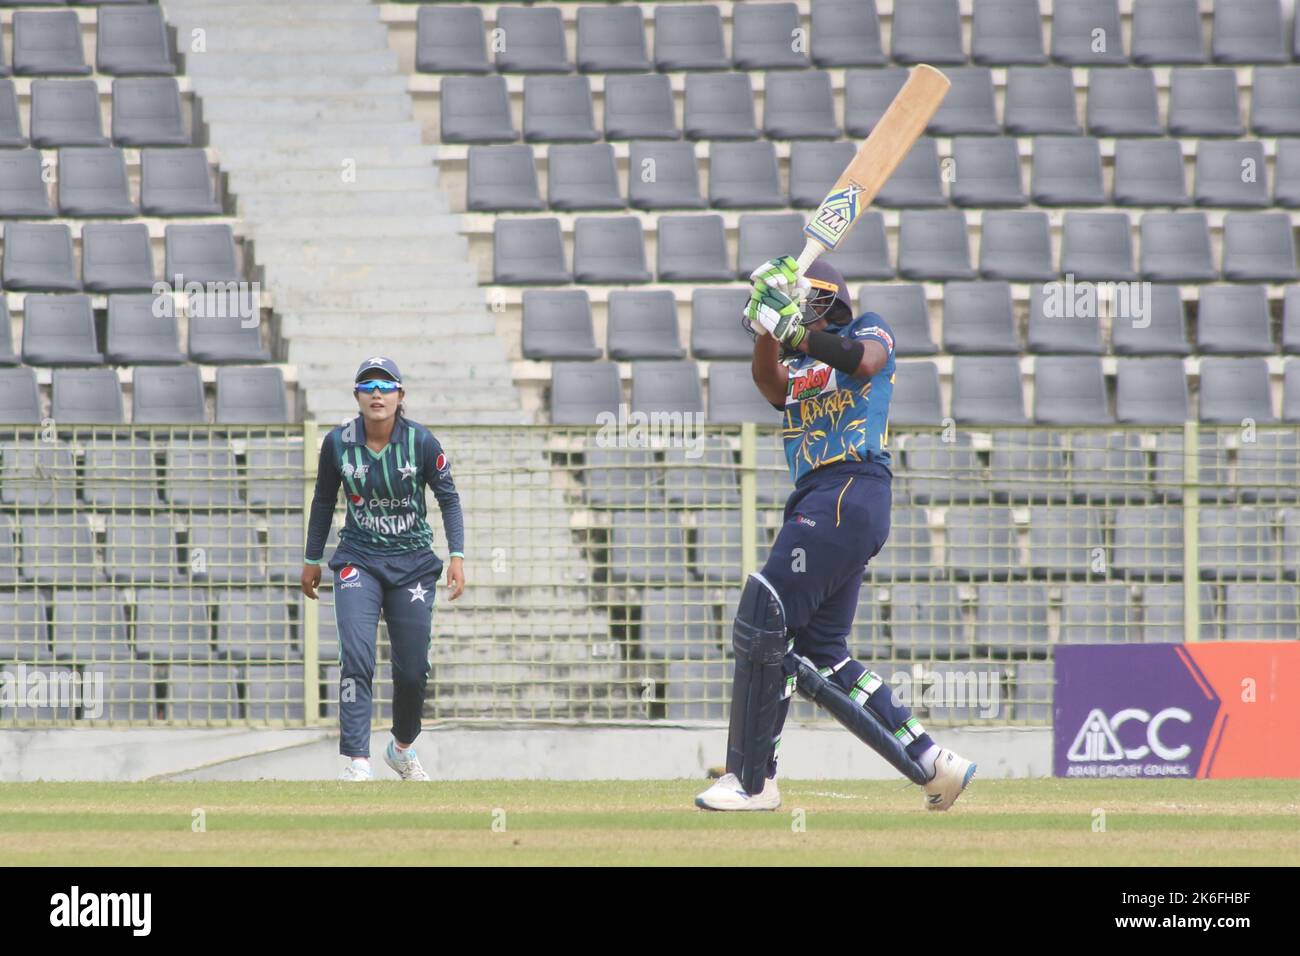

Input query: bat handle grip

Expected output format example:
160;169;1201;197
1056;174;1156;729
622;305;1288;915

792;238;827;305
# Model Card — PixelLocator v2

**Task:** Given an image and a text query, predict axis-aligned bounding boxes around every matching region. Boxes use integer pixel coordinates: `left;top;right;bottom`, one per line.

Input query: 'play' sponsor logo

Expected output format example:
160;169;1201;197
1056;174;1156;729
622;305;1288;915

788;365;833;401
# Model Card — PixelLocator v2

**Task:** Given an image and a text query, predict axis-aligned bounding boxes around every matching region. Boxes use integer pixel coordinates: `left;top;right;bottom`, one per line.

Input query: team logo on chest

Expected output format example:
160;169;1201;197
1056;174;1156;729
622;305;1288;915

398;460;417;482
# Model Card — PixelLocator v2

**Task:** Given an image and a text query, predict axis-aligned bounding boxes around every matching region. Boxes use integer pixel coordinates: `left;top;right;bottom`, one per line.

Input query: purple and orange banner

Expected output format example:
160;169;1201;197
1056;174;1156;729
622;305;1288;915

1054;643;1300;779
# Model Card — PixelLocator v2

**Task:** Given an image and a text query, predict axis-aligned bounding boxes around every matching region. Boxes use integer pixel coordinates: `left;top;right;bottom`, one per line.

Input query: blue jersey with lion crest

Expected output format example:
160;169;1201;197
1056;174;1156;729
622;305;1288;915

780;313;896;483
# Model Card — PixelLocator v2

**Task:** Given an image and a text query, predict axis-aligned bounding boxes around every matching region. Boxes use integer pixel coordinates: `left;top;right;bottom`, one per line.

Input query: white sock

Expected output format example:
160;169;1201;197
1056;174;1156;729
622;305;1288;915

918;744;942;780
351;757;371;770
393;739;409;753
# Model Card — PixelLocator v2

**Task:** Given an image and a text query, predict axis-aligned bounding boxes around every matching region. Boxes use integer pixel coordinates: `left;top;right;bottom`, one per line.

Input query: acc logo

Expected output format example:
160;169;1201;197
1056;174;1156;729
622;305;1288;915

348;493;365;507
1067;707;1193;762
435;452;448;472
338;566;362;589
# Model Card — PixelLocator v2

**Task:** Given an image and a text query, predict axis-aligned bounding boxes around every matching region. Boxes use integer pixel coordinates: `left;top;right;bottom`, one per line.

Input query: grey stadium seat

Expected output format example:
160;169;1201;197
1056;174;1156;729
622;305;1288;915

654;4;728;71
550;361;620;425
942;281;1019;355
6;225;78;291
975;585;1050;657
665;661;729;721
1167;69;1243;137
132;365;205;424
105;294;184;361
950;356;1027;424
860;285;935;355
1222;213;1298;283
1224;584;1300;641
52;590;131;662
243;440;302;512
111;77;189;146
1198;357;1274;424
733;2;807;70
576;6;650;73
0;367;40;423
1031;136;1106;206
708;362;779;423
2;442;75;507
1212;0;1288;64
865;506;934;581
1003;67;1082;135
415;6;489;74
521;290;600;360
1287;359;1300;421
573;217;650;284
30;80;108;147
736;212;805;279
1027;507;1105;578
97;5;174;75
657;215;732;281
1087;69;1162;136
141;148;221;215
628;141;703;210
165;440;239;506
988;431;1069;504
897;210;975;281
641;589;722;660
187;517;258;584
874;137;944;208
788;140;856;207
0;593;48;662
1250;67;1300;135
1060;212;1137;282
494;7;569;73
892;0;964;65
584;449;661;508
683;73;758;141
1059;585;1136;644
0;81;26;148
467;145;543;212
844;68;907;138
165;224;239;284
764;71;839;140
1115;358;1189;423
523;76;597;143
1196;285;1273;354
23;522;103;586
709;141;782;209
84;446;159;509
889;583;967;658
0;301;16;365
215;589;297;661
1200;506;1281;579
972;0;1046;65
1277;139;1300;208
0;150;55;217
57;147;137;216
889;362;944;426
1139;212;1217;283
215;367;287;424
810;0;886;68
439;76;515;144
51;368;123;424
106;521;179;586
1132;0;1206;64
691;288;752;359
607;291;684;360
1026;284;1103;354
1194;141;1269;208
631;360;703;417
978;211;1057;282
134;589;211;660
603;74;678;140
821;212;894;281
929;68;999;135
949;137;1026;208
13;11;90;75
609;518;690;585
1068;431;1152;505
1286;287;1300;354
944;508;1020;580
84;224;155;292
1051;0;1126;65
1111;284;1191;355
189;307;271;364
1113;139;1190;207
493;218;569;284
548;143;622;210
1033;357;1110;425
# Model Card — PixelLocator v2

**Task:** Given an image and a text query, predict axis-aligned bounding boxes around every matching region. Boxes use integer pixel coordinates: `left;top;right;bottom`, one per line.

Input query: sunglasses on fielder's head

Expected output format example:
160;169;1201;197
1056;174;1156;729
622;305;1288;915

355;379;401;394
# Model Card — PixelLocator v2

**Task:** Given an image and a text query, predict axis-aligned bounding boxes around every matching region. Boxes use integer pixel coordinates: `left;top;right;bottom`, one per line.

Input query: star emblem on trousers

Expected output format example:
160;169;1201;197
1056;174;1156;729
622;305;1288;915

407;582;428;603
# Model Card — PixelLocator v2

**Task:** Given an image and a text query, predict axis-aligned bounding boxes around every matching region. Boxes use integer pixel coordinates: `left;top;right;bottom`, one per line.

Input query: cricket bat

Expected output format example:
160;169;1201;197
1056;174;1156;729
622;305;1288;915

795;64;951;276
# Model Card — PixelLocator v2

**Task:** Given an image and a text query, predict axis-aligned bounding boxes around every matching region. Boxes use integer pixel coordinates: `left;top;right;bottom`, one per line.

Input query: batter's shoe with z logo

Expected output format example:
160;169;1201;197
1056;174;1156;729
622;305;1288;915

923;749;977;811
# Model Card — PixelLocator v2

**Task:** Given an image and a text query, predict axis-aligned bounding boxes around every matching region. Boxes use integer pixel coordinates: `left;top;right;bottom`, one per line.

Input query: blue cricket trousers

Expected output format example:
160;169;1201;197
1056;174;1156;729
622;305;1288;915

328;545;443;758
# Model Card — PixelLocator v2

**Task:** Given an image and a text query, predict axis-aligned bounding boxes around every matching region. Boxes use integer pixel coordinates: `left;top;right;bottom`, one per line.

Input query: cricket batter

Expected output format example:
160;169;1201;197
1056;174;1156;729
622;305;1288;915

695;258;976;811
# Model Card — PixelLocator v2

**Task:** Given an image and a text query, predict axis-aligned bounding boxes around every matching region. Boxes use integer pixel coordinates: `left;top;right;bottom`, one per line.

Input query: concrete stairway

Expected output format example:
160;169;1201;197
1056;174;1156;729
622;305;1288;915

161;0;624;718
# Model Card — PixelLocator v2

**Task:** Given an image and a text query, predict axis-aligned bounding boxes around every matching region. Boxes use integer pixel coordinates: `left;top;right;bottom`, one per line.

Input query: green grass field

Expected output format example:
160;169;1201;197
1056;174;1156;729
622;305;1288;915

0;779;1295;866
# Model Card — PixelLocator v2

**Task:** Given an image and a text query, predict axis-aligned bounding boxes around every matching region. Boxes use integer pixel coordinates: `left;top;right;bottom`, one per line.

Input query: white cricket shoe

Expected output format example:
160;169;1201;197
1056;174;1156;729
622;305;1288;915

339;760;373;782
695;772;781;811
923;748;976;811
384;740;431;781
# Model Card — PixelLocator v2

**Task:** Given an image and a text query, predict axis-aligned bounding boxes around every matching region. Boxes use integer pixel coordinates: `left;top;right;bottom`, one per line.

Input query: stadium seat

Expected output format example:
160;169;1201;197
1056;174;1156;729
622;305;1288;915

13;11;91;75
1284;287;1300;354
164;440;238;507
0;591;49;662
889;362;944;426
691;288;752;359
1276;140;1300;208
891;0;964;65
84;224;156;292
1167;69;1243;137
631;360;703;417
1111;285;1191;355
522;76;597;143
1199;357;1275;424
214;367;287;424
521;290;600;360
736;212;805;279
1132;0;1206;64
1031;137;1106;206
52;590;131;662
1152;431;1227;502
1068;431;1152;505
860;285;935;355
97;5;174;75
657;215;732;281
708;362;777;423
1026;507;1105;578
692;512;743;581
810;0;886;67
902;434;983;504
654;4;728;71
1211;0;1288;64
607;291;684;360
1201;507;1281;580
949;137;1026;207
928;68;999;135
942;281;1019;355
495;7;570;73
1284;510;1300;576
576;6;650;73
544;144;621;210
1003;67;1082;135
844;68;908;137
950;356;1027;424
439;76;515;144
30;79;108;147
945;507;1020;580
111;77;189;146
641;589;722;660
106;295;186;366
1222;213;1298;282
1026;284;1103;354
84;445;158;509
864;506;933;581
975;584;1050;656
57;147;137;216
732;2;807;70
1196;285;1273;354
897;210;975;281
603;74;677;140
874;137;945;208
709;141;783;209
1194;141;1270;208
889;583;967;658
215;589;298;661
1289;359;1300;422
466;145;543;212
165;224;239;284
22;295;100;364
415;6;489;73
23;522;103;586
51;368;124;424
820;212;894;280
1033;357;1110;425
493;218;570;284
1142;584;1217;642
764;70;839;140
1115;358;1189;423
244;439;302;510
106;521;180;586
1224;584;1300;640
627;142;702;210
0;149;54;217
573;216;651;284
788;141;855;207
243;665;306;722
1051;0;1126;65
141;148;221;215
989;431;1070;503
1086;69;1162;136
187;516;259;584
1112;139;1190;207
1060;212;1137;281
0;367;41;423
0;302;17;365
972;0;1047;65
978;211;1056;281
1250;67;1300;135
584;449;662;508
664;659;729;721
0;81;26;147
683;73;758;140
1139;212;1218;283
1059;584;1137;643
1;442;75;506
608;517;690;585
550;361;620;424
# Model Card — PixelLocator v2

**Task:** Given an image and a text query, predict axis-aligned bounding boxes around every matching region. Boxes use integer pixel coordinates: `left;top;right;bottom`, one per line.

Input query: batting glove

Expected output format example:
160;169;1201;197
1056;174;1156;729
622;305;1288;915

749;256;811;302
745;287;807;349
